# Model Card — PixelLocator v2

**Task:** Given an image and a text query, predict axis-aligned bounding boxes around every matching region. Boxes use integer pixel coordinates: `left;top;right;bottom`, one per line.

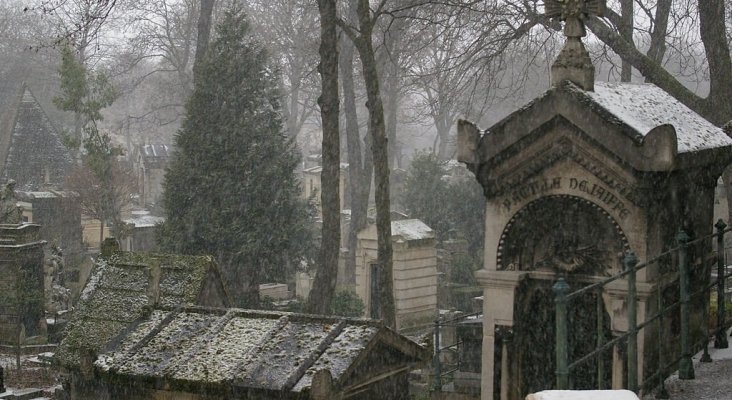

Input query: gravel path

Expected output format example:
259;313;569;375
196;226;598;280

641;337;732;400
651;358;732;400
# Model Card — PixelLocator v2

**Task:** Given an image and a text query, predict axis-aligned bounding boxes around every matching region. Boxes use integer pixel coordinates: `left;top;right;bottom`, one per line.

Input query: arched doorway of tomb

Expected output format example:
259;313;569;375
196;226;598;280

497;195;627;397
513;280;612;396
497;195;628;275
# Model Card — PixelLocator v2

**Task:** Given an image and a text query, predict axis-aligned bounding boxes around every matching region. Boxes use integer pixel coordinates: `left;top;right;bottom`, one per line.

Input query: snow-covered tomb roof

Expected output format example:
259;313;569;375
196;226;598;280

95;306;428;397
56;252;229;368
462;80;732;173
587;82;732;153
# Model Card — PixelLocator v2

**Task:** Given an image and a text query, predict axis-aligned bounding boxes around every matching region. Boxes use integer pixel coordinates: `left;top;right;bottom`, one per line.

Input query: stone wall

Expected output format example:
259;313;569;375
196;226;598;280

0;224;46;345
17;191;86;298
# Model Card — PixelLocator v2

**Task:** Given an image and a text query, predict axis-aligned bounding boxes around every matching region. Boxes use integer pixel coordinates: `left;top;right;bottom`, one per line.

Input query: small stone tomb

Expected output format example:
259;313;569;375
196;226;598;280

94;306;429;400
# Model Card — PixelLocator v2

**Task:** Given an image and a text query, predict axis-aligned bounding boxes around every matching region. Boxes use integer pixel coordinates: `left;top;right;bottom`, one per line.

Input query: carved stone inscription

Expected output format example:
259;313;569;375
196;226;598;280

501;176;631;220
568;178;630;220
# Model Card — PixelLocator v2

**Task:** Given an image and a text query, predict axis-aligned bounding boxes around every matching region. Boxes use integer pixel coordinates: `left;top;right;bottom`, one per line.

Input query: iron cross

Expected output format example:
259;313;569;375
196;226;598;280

545;0;606;38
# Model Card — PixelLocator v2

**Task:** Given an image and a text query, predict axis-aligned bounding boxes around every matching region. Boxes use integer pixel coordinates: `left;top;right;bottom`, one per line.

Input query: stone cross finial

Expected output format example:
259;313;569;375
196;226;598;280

545;0;606;91
545;0;606;38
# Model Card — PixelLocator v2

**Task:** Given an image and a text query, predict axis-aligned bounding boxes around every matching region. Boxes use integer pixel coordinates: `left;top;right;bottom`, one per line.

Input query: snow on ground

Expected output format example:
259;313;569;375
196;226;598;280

527;390;638;400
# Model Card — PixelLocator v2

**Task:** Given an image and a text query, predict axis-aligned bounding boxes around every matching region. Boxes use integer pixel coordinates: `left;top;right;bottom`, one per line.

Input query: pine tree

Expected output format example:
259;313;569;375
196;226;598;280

157;9;313;307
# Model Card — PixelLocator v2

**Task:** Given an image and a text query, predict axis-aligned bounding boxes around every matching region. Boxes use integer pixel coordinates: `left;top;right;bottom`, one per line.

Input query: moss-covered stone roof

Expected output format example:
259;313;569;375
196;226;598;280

95;306;428;394
56;252;227;368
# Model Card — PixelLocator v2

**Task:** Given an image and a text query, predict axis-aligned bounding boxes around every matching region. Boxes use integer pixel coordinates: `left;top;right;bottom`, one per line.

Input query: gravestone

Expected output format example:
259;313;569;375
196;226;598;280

457;1;732;399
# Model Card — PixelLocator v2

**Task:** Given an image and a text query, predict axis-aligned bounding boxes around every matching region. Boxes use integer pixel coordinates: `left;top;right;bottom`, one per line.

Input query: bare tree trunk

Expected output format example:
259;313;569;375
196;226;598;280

354;0;395;329
340;16;370;287
646;0;671;64
193;0;215;83
384;74;400;167
382;18;405;168
620;0;633;82
306;0;340;315
698;0;732;122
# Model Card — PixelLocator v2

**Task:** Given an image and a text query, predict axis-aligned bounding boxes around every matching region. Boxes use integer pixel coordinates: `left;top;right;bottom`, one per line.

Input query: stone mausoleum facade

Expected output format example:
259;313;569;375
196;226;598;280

457;1;732;399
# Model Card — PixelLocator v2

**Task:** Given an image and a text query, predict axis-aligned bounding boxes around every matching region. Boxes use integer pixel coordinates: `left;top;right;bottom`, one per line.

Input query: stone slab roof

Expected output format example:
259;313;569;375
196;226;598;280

56;252;229;368
95;306;428;394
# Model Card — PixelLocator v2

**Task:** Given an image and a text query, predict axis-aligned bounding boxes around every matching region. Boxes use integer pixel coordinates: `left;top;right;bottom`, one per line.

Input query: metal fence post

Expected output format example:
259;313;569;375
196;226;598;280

433;318;442;391
596;288;605;390
656;285;670;399
625;251;639;392
677;229;695;380
554;276;570;390
715;219;729;349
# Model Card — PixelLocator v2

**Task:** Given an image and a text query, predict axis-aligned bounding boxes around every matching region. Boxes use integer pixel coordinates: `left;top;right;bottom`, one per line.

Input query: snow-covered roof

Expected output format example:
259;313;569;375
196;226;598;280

527;390;639;400
56;252;228;368
585;82;732;153
95;306;428;393
469;80;732;174
139;144;172;159
392;219;434;241
123;214;165;228
302;163;350;174
15;190;78;202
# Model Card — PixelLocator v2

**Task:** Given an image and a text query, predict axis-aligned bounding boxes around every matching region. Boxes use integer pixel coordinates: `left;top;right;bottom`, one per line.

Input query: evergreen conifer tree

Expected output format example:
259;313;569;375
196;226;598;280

157;9;313;307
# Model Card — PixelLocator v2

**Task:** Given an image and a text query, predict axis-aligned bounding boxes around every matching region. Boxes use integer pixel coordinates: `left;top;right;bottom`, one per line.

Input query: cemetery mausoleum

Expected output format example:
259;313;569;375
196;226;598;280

457;1;732;398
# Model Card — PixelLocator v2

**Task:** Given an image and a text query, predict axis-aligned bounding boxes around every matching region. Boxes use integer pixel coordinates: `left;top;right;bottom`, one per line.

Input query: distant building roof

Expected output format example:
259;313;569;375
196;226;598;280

95;306;428;395
302;163;349;174
358;218;435;243
56;252;229;368
0;84;72;190
16;190;79;200
123;210;165;228
138;144;172;159
391;219;434;241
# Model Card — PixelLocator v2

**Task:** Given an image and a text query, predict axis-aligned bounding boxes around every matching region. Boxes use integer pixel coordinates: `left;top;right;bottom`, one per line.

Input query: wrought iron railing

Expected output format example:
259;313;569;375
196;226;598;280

554;219;732;397
432;311;482;392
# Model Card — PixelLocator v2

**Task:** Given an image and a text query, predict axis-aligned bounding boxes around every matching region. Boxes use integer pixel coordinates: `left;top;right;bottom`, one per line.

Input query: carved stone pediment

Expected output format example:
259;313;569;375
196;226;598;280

475;116;641;209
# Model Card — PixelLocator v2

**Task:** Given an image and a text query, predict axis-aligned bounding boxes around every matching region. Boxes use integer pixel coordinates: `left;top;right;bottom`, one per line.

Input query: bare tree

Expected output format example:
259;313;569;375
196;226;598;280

306;0;340;315
242;0;320;140
340;0;373;289
339;0;395;328
193;0;214;82
65;159;136;244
